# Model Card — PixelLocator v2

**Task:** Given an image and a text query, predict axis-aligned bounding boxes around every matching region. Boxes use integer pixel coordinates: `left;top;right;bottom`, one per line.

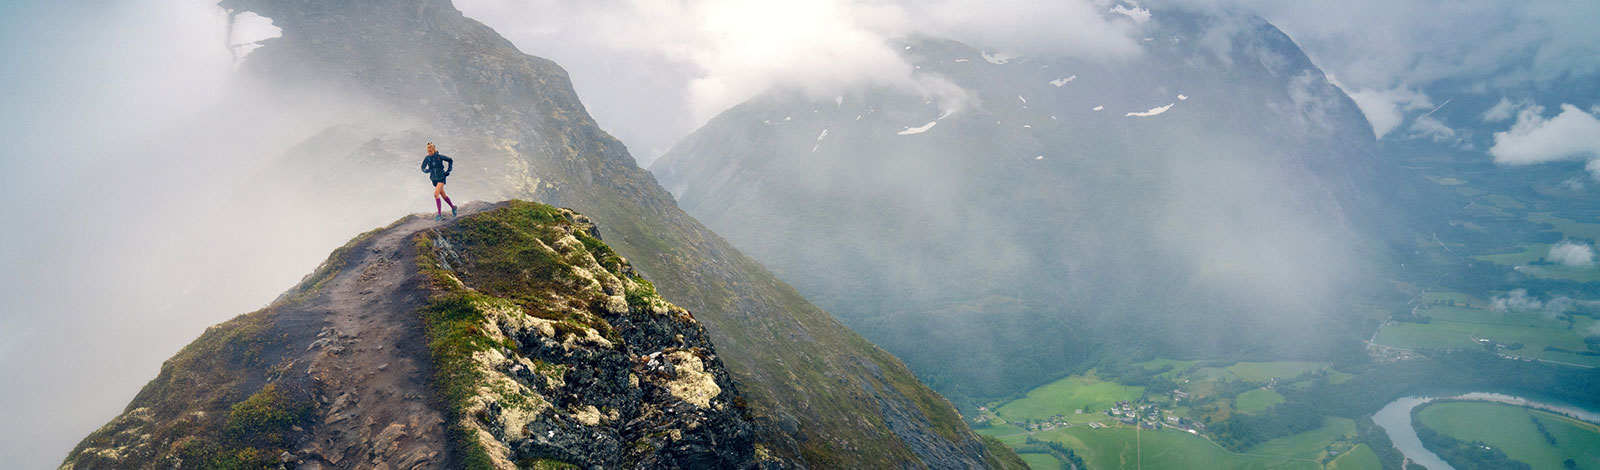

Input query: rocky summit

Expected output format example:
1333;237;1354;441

62;201;782;469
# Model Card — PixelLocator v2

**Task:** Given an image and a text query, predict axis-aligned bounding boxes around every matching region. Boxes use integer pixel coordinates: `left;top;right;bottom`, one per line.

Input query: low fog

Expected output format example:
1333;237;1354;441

0;2;436;466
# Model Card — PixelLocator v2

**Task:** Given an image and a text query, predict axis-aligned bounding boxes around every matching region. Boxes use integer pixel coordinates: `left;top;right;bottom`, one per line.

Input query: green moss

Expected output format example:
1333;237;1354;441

415;289;500;470
574;231;625;274
171;438;279;470
624;277;658;309
224;384;312;447
517;458;581;469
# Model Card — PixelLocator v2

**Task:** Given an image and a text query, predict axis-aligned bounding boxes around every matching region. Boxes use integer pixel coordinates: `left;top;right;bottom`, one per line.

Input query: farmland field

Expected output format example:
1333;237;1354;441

1227;361;1328;382
1373;302;1600;367
1246;417;1356;460
1415;400;1600;470
1031;427;1319;470
1326;444;1380;470
994;371;1145;423
1017;452;1063;470
1234;389;1285;414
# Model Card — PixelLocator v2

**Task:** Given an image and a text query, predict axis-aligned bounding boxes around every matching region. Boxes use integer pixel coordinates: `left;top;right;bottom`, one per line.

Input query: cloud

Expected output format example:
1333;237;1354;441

1344;86;1431;139
0;2;384;468
454;0;1145;162
1491;289;1573;316
1488;104;1600;178
1548;241;1596;268
1482;96;1521;122
1408;114;1459;143
1156;0;1600;142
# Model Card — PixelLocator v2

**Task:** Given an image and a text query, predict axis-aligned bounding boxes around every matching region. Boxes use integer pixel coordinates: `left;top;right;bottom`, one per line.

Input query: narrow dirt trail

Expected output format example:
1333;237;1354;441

277;203;496;469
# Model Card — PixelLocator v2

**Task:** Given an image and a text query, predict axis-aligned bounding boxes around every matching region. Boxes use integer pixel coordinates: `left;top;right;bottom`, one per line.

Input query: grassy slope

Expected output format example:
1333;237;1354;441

1416;401;1600;470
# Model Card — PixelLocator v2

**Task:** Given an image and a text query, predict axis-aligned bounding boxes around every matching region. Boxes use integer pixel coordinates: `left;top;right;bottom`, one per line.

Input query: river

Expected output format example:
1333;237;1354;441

1372;392;1600;470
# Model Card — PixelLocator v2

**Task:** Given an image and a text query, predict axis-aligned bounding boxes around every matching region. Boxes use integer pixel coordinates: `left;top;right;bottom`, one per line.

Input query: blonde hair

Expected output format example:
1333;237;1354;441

426;142;436;153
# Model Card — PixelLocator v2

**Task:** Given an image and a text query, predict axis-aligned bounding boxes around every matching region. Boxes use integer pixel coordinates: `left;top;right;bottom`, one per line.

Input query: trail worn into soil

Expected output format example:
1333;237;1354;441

275;203;496;469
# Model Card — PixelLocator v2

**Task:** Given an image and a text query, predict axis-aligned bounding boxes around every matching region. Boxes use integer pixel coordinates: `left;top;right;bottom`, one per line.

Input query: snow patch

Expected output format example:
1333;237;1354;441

1111;3;1152;23
954;58;969;63
1126;103;1174;117
1036;156;1045;160
1018;95;1028;105
897;109;955;135
1092;105;1104;111
1050;75;1078;87
1177;94;1188;101
982;51;1016;64
229;11;281;66
898;121;939;135
816;129;829;141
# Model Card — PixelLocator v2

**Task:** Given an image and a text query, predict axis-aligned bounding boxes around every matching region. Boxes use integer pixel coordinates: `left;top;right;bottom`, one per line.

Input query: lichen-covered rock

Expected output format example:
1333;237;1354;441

416;201;783;469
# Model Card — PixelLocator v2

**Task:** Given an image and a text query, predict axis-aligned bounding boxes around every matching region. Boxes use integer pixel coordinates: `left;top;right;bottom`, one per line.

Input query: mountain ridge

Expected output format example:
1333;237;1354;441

62;201;786;469
171;0;1017;466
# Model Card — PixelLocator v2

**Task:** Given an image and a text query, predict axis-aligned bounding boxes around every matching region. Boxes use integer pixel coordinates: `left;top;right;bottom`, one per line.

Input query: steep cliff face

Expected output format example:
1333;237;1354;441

61;201;779;469
652;12;1417;402
170;0;1012;467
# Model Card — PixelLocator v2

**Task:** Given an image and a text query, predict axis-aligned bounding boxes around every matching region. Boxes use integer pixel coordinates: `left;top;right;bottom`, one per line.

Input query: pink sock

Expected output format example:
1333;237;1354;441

435;198;442;214
443;196;455;209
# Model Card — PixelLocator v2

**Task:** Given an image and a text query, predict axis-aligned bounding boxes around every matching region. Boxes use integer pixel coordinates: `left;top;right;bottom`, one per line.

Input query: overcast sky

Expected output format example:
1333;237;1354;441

1;0;1598;467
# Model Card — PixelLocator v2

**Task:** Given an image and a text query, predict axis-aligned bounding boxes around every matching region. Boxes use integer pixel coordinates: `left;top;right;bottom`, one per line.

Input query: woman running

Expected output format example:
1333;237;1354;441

421;142;456;220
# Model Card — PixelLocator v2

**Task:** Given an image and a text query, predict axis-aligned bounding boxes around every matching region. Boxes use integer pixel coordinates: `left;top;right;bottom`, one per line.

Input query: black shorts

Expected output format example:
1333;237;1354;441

430;178;446;187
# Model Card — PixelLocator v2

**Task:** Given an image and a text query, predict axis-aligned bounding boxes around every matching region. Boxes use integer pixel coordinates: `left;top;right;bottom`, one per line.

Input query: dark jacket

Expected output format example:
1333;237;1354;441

422;153;453;181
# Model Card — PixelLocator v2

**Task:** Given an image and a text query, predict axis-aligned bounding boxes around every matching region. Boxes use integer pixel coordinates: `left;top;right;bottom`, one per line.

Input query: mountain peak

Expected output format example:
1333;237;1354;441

62;201;780;469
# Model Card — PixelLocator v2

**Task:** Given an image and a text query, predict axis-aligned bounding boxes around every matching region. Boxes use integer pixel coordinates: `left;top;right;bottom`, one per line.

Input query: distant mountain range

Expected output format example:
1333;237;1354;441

653;10;1429;403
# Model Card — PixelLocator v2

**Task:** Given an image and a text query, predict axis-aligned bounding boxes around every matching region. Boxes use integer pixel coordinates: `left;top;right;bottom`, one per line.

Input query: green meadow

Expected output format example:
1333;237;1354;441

1227;361;1328;382
994;371;1145;423
1374;300;1600;367
1326;444;1380;470
1415;400;1600;470
1234;389;1286;414
1246;417;1356;460
1032;427;1319;470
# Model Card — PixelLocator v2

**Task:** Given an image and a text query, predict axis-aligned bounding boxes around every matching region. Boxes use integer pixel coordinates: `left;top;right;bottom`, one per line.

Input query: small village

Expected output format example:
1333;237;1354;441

975;395;1208;437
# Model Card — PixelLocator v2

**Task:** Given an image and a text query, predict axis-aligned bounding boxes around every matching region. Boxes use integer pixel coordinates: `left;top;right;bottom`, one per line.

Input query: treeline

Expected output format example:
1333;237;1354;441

1354;416;1406;470
1209;350;1600;450
1015;437;1085;470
